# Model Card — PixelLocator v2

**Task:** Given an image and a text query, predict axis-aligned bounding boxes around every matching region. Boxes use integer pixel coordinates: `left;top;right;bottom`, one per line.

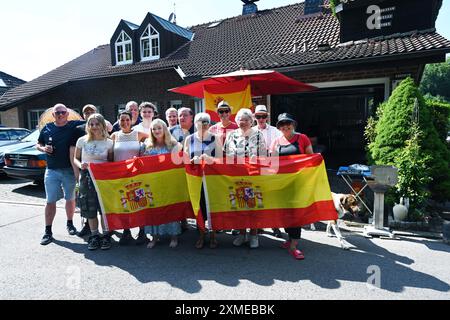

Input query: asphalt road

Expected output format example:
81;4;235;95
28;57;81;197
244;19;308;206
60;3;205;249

1;177;449;301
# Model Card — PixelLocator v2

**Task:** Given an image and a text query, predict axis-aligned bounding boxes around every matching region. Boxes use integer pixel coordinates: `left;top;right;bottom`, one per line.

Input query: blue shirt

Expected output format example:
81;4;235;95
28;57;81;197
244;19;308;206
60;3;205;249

38;120;85;169
170;125;195;144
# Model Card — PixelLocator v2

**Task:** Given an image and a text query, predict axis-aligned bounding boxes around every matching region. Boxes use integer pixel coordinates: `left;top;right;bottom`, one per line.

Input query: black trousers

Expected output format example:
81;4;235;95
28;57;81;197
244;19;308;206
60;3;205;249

285;227;302;240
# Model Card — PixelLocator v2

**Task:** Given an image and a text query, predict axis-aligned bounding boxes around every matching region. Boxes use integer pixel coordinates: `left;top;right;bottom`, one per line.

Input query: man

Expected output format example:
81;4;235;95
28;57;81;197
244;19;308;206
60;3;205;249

253;104;282;238
170;107;195;145
209;100;238;144
169;107;195;232
165;107;178;129
37;104;85;245
110;101;142;133
253;105;282;155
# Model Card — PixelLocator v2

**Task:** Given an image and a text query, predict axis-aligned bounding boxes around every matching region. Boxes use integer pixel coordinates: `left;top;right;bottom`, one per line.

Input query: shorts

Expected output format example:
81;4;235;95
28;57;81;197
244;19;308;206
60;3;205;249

78;170;101;219
44;168;76;203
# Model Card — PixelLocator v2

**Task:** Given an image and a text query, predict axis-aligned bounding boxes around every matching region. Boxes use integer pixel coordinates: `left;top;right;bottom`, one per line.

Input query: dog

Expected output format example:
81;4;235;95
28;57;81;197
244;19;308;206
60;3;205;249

310;192;360;250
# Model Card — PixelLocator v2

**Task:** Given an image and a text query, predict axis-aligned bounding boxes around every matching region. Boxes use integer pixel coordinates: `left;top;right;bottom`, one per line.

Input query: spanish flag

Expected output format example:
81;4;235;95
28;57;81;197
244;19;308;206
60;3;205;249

186;154;338;230
89;155;195;231
204;79;253;123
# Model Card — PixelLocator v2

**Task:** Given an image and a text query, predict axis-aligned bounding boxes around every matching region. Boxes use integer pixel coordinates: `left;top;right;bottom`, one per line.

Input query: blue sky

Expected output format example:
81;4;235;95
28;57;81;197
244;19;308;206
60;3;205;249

0;0;449;82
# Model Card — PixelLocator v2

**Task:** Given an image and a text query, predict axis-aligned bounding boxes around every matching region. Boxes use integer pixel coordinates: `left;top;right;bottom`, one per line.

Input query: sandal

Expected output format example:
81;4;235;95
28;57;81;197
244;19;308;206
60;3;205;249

209;238;218;249
195;237;205;249
280;240;291;249
289;248;305;260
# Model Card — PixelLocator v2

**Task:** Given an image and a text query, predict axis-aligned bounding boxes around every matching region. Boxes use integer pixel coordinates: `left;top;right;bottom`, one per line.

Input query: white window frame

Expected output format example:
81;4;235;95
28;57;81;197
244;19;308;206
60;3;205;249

194;99;205;114
170;100;183;110
27;109;46;130
140;24;160;61
115;31;133;66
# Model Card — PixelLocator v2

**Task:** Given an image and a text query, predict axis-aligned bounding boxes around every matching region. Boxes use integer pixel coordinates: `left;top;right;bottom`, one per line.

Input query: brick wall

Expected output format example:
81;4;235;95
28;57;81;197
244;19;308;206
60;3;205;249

13;69;194;128
0;107;19;127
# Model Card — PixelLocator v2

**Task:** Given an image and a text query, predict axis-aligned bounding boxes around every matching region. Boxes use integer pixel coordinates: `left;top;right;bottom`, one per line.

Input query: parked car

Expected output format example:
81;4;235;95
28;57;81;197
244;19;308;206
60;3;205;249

0;129;40;173
0;127;31;147
3;142;47;184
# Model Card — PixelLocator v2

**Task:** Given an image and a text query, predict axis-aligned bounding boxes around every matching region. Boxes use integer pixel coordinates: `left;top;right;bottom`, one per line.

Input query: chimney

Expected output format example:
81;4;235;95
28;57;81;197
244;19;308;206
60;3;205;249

241;0;259;16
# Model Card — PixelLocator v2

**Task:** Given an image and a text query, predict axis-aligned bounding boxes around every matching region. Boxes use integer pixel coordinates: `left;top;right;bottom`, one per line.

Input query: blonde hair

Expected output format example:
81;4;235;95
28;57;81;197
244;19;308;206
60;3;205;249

85;113;109;142
145;119;178;150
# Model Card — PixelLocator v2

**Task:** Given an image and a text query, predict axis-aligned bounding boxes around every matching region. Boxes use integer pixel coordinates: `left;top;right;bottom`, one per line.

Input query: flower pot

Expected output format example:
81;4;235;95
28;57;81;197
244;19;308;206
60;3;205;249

393;204;408;221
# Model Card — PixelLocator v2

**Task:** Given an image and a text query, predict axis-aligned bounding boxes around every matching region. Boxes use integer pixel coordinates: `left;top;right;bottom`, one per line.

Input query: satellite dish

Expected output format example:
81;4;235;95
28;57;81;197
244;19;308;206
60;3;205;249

168;12;176;23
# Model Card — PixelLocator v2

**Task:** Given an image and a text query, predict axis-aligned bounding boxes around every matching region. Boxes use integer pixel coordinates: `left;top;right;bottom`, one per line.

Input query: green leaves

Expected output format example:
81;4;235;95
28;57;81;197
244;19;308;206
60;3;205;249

367;77;450;211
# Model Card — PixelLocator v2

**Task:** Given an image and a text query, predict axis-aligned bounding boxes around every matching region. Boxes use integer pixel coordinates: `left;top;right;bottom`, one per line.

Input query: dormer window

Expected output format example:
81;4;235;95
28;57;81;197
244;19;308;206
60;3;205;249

141;24;160;61
115;31;133;65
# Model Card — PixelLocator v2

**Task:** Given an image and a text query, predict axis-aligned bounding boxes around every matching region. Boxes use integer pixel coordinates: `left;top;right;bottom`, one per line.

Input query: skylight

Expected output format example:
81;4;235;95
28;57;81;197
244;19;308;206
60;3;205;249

208;21;222;28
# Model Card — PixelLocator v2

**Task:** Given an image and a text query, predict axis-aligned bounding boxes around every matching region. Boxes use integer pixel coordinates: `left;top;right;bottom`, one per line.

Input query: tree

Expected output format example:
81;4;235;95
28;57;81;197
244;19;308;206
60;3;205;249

419;58;450;102
367;78;450;207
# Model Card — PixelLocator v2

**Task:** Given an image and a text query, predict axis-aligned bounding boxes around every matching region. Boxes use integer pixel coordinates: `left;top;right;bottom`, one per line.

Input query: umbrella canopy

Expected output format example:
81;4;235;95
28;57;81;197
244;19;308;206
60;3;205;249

38;108;83;130
169;69;317;98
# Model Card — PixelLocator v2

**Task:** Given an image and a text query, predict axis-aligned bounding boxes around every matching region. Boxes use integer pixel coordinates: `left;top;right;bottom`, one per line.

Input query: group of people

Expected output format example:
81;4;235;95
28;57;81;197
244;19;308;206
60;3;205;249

37;99;313;260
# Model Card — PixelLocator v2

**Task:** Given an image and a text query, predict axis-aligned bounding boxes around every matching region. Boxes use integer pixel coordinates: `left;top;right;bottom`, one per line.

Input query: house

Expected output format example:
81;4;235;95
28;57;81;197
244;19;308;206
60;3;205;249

0;71;26;126
0;0;449;167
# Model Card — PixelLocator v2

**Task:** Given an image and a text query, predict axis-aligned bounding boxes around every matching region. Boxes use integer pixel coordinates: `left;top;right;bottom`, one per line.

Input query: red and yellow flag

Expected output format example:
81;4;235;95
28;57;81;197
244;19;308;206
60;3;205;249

186;154;338;230
89;154;195;231
204;79;253;122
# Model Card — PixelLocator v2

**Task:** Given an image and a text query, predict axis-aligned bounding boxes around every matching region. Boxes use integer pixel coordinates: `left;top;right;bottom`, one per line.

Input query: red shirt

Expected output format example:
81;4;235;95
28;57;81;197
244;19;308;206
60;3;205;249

209;121;239;143
270;133;311;155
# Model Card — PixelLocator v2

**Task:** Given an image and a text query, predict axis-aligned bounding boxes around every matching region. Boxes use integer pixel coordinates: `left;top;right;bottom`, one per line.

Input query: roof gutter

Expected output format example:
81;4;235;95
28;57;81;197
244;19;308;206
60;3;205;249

273;48;450;73
0;66;177;111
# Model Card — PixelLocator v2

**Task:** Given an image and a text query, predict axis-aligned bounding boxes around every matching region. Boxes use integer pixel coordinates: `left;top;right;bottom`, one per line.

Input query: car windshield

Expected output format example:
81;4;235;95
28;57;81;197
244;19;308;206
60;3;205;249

21;129;40;142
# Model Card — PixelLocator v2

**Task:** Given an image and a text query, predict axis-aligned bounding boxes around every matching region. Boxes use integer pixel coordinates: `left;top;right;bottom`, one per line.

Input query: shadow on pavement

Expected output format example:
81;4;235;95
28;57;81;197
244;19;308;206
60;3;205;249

51;228;450;295
11;183;45;199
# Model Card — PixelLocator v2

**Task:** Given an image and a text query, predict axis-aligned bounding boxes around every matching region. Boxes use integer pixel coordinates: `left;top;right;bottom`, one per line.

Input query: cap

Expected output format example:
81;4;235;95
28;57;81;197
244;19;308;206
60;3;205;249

254;105;268;114
276;113;297;128
217;100;231;109
82;105;97;113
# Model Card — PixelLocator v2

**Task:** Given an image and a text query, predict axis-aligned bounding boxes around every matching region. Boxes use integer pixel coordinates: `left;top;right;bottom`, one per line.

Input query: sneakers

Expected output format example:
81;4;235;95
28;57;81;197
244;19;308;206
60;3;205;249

119;229;133;246
67;224;77;236
135;230;149;246
100;235;111;250
87;235;101;250
169;238;178;248
233;234;246;247
249;235;259;249
40;233;53;246
77;223;91;238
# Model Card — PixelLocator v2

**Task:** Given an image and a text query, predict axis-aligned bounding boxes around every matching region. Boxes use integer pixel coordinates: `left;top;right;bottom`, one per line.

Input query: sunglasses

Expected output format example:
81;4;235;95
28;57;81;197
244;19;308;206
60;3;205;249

200;121;210;126
54;111;67;116
218;109;230;114
255;115;268;120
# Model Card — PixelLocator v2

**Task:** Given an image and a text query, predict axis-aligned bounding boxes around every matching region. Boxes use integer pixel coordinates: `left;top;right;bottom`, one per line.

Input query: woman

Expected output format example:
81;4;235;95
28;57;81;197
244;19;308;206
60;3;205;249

143;119;182;249
73;114;114;250
184;113;221;249
270;113;313;260
110;110;149;245
224;108;266;249
134;102;157;134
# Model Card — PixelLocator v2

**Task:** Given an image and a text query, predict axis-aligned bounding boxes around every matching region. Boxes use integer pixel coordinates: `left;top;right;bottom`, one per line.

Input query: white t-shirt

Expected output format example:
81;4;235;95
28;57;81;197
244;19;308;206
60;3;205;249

134;123;151;134
256;124;282;150
76;136;113;163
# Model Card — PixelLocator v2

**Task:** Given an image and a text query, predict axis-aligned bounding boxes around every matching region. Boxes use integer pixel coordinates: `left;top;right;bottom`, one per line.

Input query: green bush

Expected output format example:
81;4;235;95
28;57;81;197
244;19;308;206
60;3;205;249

367;78;450;207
